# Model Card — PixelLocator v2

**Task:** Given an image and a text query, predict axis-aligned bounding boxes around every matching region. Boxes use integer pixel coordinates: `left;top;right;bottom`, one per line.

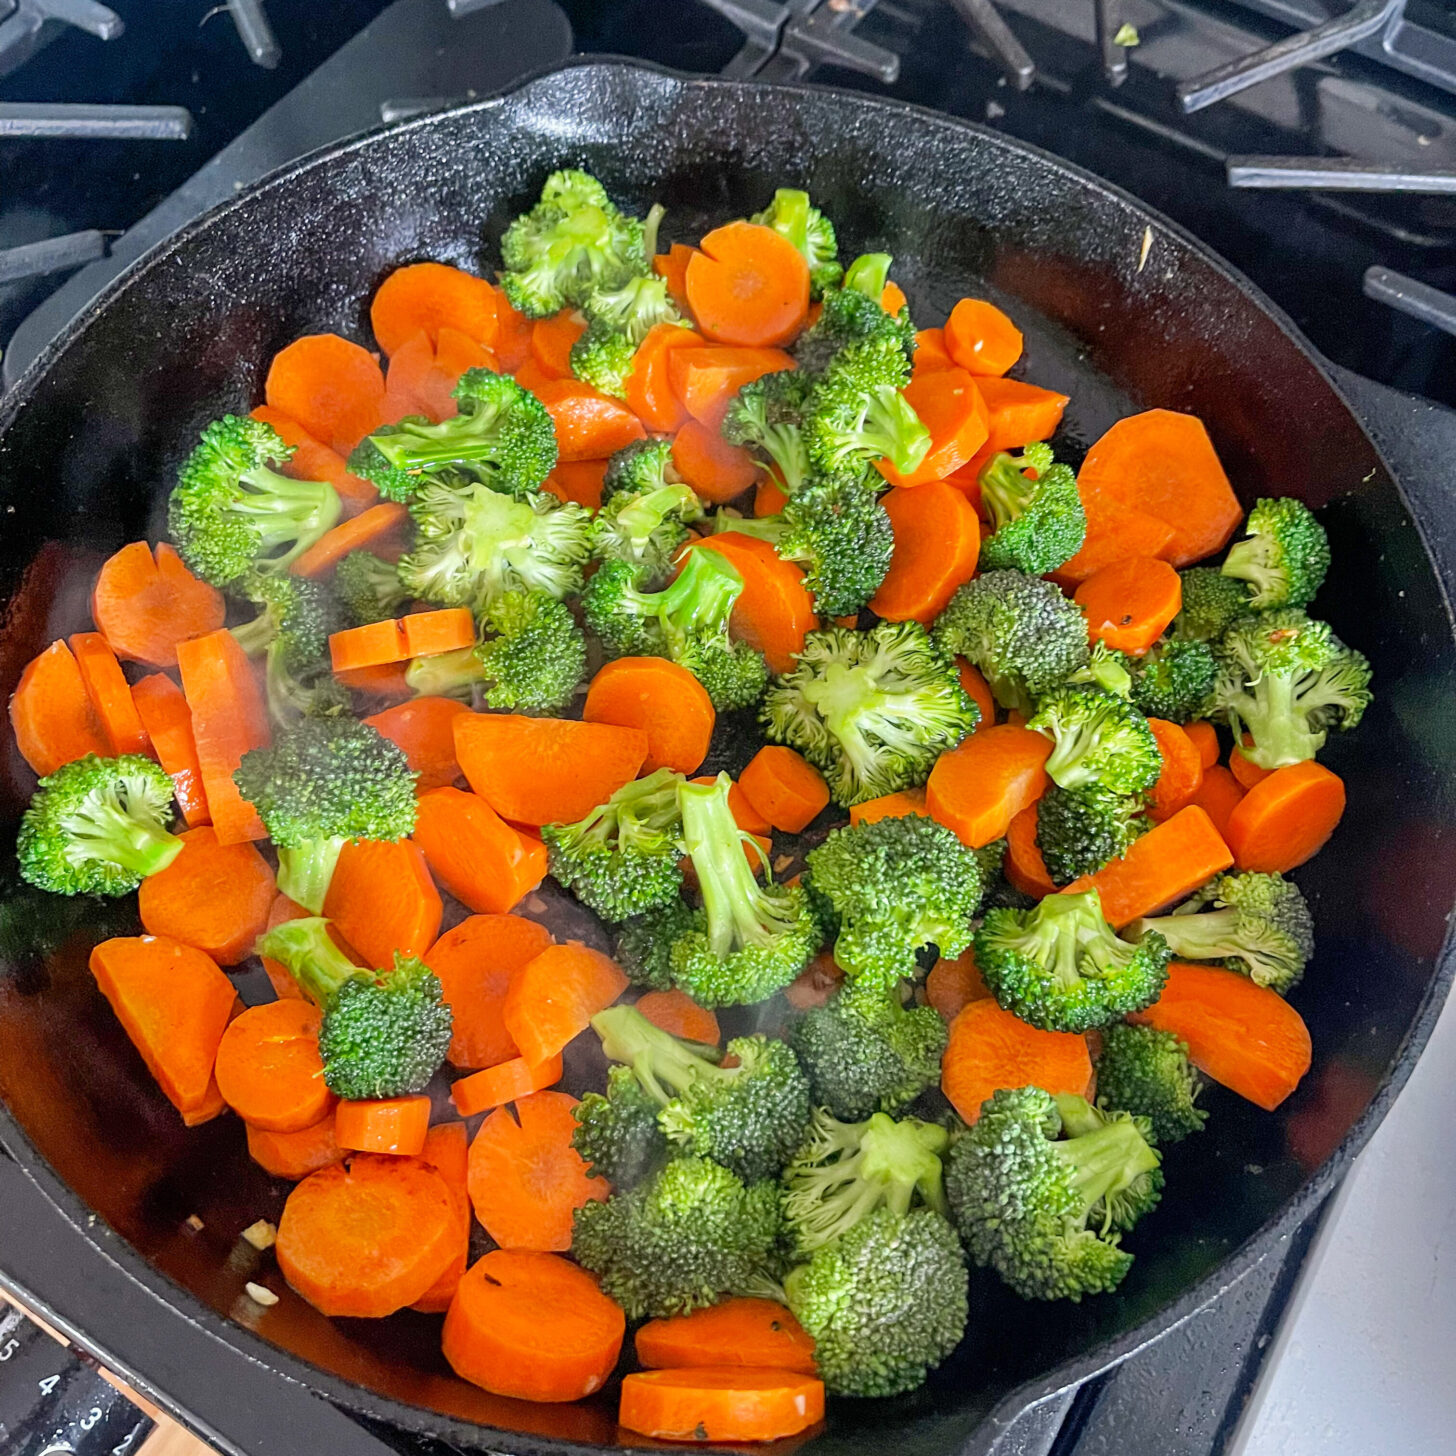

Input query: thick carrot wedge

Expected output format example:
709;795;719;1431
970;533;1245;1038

137;825;275;965
246;1115;342;1180
618;1367;824;1443
291;501;410;579
738;745;829;833
335;1095;431;1156
91;541;226;667
413;787;548;914
976;377;1070;453
10;639;111;777
1224;761;1345;873
671;419;760;504
636;1299;816;1376
941;997;1092;1125
364;696;468;792
131;674;209;827
1005;802;1058;897
1146;719;1204;823
688;533;817;675
502;943;629;1066
450;1052;563;1117
323;838;442;970
69;632;150;757
870;481;981;624
927;724;1052;848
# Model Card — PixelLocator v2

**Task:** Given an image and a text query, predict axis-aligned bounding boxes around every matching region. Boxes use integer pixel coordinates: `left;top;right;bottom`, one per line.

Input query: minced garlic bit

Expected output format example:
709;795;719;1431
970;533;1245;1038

241;1219;277;1251
184;1214;204;1232
244;1281;279;1307
773;854;794;876
1137;226;1153;273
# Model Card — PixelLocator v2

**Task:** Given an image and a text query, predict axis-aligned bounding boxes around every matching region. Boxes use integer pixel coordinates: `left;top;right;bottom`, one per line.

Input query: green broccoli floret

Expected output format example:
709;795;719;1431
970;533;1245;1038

1069;641;1133;698
1131;871;1314;994
669;774;820;1007
1128;637;1218;723
945;1085;1162;1301
791;978;948;1122
1035;784;1146;885
541;768;685;921
601;437;675;502
1028;684;1162;796
794;277;916;376
571;1156;783;1319
232;717;416;912
592;442;701;584
751;188;842;297
349;370;557;502
168;415;342;587
568;317;636;399
1221;497;1330;610
499;168;647;318
17;755;182;897
617;898;705;990
254;917;451;1099
572;1063;671;1190
762;620;977;807
805;814;980;988
1171;567;1247;643
720;370;815;495
1209;609;1373;769
399;477;593;611
231;573;348;726
592;1004;811;1183
804;336;930;482
977;445;1087;576
1094;1022;1206;1144
571;266;682;399
975;888;1170;1032
784;1206;967;1397
934;570;1089;714
582;548;769;710
332;550;410;626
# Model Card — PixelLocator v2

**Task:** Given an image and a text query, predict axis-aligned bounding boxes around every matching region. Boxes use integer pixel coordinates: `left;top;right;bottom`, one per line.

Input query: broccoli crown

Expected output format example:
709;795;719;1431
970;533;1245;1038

616;897;706;991
669;775;821;1007
1034;784;1147;885
232;573;348;727
1070;641;1134;699
1135;870;1314;994
572;1063;671;1190
351;370;557;502
399;478;593;612
17;755;182;897
592;469;702;585
975;888;1171;1033
1029;684;1163;797
794;282;916;376
475;589;586;712
168;415;342;587
977;446;1088;576
804;336;930;481
791;979;948;1122
568;317;637;399
805;814;981;987
1095;1022;1207;1144
541;767;685;921
499;168;647;318
784;1205;968;1397
1171;567;1247;644
843;252;893;299
751;188;842;297
1222;496;1330;610
934;570;1090;714
720;370;815;495
332;550;410;626
571;1156;783;1319
1209;608;1371;769
602;437;676;502
945;1085;1161;1302
1129;637;1218;724
582;548;769;711
762;620;977;807
582;270;681;342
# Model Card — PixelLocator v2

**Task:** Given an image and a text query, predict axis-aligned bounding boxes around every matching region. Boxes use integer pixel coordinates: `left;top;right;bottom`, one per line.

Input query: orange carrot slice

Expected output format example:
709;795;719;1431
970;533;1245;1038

502;942;629;1066
1184;720;1220;770
635;1299;816;1375
584;656;716;775
944;298;1024;376
1146;719;1204;823
671;419;760;503
626;324;704;431
137;824;274;965
250;406;379;517
450;1052;563;1117
654;244;698;314
686;222;810;348
543;458;610;510
957;658;996;733
870;481;981;624
668;346;795;431
413;786;548;915
927;724;1051;847
10;639;112;777
1051;497;1178;588
848;785;928;826
69;632;150;757
926;948;992;1022
1224;760;1345;874
411;1121;471;1312
1189;763;1244;840
875;368;989;489
265;334;387;456
215;999;333;1132
246;1115;342;1180
131;673;210;827
291;501;410;579
323;838;442;969
335;1095;431;1156
618;1367;824;1443
1074;556;1183;656
371;262;499;355
688;533;817;674
531;309;587;379
1005;802;1058;897
941;997;1092;1125
976;377;1070;453
738;745;829;833
90;542;225;668
364;696;468;792
531;377;646;461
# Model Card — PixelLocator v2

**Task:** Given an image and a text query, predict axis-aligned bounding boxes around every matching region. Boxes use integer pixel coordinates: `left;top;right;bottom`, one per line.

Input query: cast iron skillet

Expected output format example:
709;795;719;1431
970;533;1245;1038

0;58;1454;1456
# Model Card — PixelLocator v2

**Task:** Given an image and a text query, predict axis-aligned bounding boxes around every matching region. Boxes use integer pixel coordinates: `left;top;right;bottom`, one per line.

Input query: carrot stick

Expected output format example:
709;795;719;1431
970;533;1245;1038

10;639;111;776
322;837;442;970
543;458;610;510
1146;719;1204;824
975;377;1070;454
927;724;1052;848
68;632;151;757
503;942;629;1066
90;541;225;668
1064;805;1234;927
88;935;237;1117
425;913;553;1069
362;696;468;793
1074;556;1183;656
1189;763;1244;840
1230;742;1274;790
634;989;721;1046
1076;410;1243;568
259;892;309;1001
668;346;796;430
1184;720;1220;770
413;786;548;915
869;481;981;624
130;674;209;827
137;824;275;965
926;948;992;1022
530;377;646;461
1005;802;1058;897
467;1090;605;1250
687;533;817;674
1129;962;1311;1111
875;368;989;489
912;327;955;376
371;262;499;355
276;1153;457;1317
328;618;407;672
670;418;760;503
1050;497;1178;589
1224;761;1345;874
618;1367;825;1443
442;1249;625;1402
494;293;535;372
941;997;1092;1125
626;324;704;432
250;406;379;517
246;1114;342;1180
175;629;270;844
848;785;928;826
454;712;649;826
411;1121;471;1312
957;659;996;734
265;334;388;456
686;222;810;348
291;501;410;579
531;309;587;380
335;1095;431;1156
584;656;716;775
654;244;697;314
636;1298;815;1375
214;999;333;1132
738;745;829;834
382;328;443;422
944;298;1024;377
450;1052;563;1117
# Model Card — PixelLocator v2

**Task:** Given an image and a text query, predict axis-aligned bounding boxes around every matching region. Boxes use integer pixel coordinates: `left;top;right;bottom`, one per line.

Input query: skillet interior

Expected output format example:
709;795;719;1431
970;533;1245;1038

0;59;1454;1455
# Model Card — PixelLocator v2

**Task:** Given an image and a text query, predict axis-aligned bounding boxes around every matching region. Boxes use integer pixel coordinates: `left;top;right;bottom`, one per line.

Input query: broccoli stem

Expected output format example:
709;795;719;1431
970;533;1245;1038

405;646;483;701
235;467;341;559
1052;1097;1160;1223
1136;907;1243;962
1221;538;1276;598
979;456;1036;533
844;253;892;299
1042;719;1103;789
255;915;361;1003
71;798;183;879
592;1004;721;1104
1237;673;1323;767
616;485;700;552
275;837;348;915
679;777;779;956
642;203;666;261
859;388;931;475
231;607;278;657
370;411;504;474
662;550;743;642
